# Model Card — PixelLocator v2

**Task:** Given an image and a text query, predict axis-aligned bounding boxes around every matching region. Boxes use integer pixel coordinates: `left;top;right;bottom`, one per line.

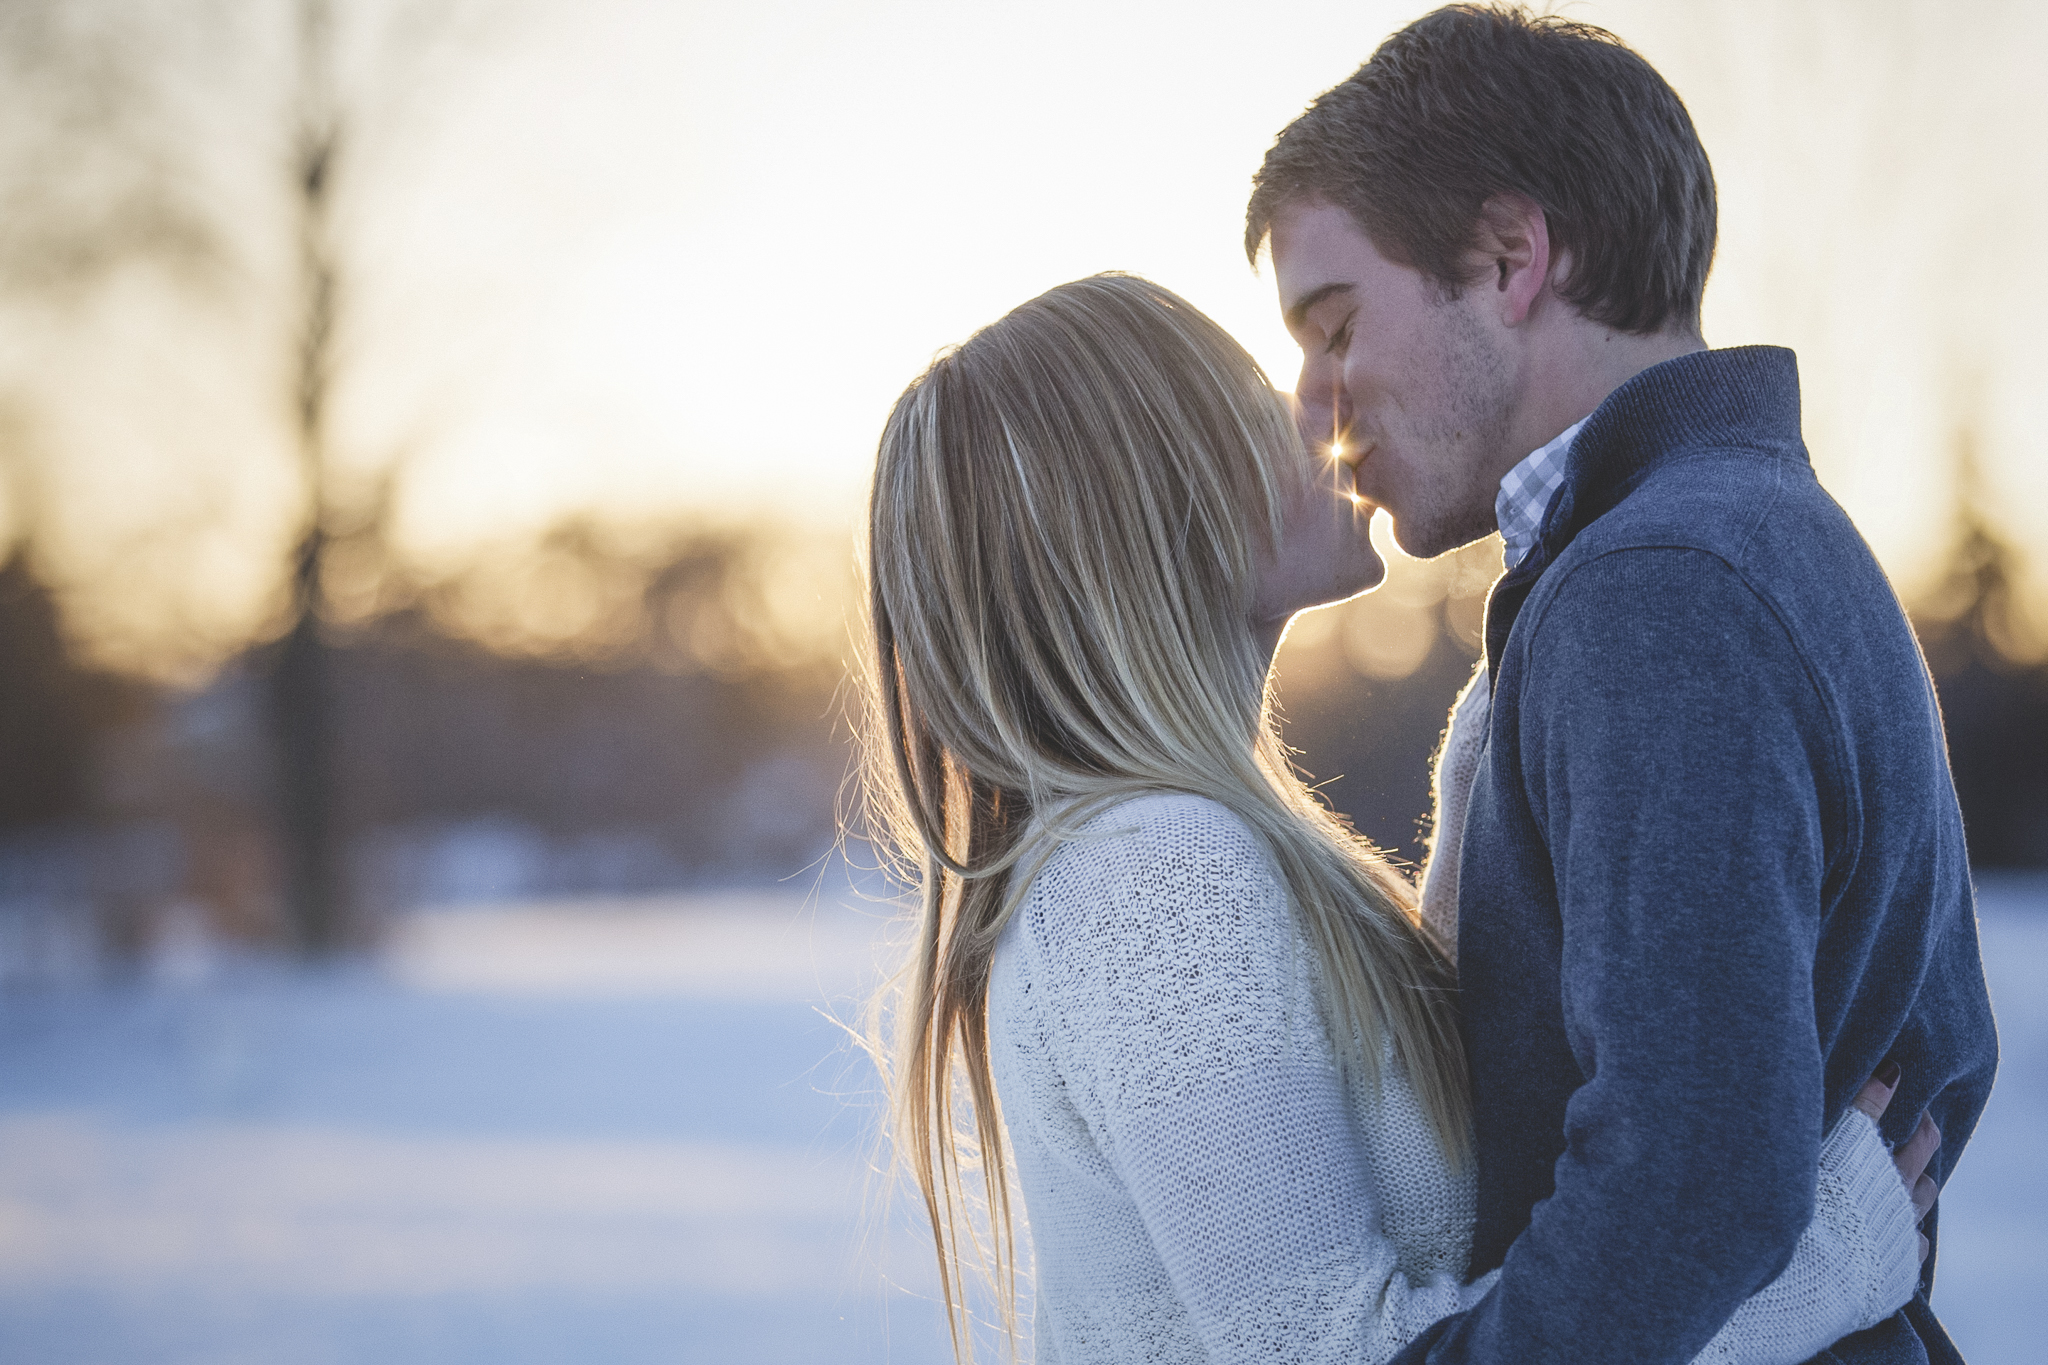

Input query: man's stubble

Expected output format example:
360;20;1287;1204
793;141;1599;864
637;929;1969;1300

1391;297;1519;562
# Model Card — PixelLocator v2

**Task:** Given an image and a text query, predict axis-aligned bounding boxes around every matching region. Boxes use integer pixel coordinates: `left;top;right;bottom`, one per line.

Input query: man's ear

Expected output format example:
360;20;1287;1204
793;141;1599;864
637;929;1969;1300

1471;194;1551;328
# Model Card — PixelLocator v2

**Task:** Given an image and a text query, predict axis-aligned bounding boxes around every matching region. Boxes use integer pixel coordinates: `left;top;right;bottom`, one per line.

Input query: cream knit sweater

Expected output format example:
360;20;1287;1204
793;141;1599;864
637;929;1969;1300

1418;660;1496;967
988;719;1921;1365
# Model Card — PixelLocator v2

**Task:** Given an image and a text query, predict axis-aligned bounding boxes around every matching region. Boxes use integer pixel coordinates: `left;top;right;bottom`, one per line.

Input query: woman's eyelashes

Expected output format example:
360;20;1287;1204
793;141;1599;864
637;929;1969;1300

1323;315;1355;356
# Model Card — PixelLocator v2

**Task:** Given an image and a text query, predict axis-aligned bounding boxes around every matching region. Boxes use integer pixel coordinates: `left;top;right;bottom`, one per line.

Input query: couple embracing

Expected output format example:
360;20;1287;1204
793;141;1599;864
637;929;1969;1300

861;7;1998;1364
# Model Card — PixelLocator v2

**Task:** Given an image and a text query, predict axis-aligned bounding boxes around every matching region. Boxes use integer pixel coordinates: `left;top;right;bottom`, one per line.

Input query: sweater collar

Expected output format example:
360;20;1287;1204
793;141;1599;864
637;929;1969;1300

1523;345;1808;575
1481;346;1808;682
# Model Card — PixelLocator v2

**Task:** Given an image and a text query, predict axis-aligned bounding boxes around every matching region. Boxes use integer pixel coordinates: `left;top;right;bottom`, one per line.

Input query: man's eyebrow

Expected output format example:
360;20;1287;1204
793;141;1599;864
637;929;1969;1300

1283;283;1353;332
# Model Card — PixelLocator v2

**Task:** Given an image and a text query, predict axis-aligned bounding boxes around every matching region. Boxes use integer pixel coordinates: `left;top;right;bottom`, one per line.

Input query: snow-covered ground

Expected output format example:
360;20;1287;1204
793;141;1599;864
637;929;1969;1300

0;878;2042;1364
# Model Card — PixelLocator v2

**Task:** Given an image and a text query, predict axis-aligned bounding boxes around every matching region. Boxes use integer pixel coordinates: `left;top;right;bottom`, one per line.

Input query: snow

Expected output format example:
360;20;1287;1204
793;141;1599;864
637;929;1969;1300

0;891;949;1364
1924;873;2048;1365
0;879;2042;1364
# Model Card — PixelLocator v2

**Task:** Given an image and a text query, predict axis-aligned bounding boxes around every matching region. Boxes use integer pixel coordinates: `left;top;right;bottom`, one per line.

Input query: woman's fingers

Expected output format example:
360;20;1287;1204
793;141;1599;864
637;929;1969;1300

1851;1060;1902;1123
1856;1063;1943;1235
1895;1113;1942;1189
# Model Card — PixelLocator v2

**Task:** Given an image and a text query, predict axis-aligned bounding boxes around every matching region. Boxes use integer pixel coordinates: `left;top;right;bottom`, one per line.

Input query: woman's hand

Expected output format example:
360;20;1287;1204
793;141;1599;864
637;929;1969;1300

1851;1062;1942;1262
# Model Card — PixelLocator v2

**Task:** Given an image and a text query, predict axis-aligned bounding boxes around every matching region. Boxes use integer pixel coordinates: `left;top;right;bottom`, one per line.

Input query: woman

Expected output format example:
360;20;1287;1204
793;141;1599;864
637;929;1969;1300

863;274;1926;1363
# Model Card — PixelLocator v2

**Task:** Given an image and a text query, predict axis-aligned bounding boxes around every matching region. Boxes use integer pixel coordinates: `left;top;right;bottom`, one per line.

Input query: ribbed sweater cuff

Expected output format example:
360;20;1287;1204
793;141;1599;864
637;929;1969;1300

1823;1108;1922;1319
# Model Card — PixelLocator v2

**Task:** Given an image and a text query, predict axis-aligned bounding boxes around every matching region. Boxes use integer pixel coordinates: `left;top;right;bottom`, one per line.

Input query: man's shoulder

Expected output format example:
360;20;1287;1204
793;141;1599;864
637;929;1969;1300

1540;443;1891;642
1562;444;1847;569
1511;437;1929;741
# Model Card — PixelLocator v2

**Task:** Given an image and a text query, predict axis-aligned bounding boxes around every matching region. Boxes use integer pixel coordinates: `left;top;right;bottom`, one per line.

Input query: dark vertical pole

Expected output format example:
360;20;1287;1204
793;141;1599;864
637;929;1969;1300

270;0;342;955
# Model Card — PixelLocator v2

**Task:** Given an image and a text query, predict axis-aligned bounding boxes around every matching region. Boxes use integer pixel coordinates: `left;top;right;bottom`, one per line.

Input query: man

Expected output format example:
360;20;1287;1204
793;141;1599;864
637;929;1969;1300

1246;7;1998;1363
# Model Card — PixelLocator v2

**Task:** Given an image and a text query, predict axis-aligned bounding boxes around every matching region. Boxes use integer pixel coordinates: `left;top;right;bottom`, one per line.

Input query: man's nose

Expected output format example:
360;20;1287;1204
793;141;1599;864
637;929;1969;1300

1294;391;1329;452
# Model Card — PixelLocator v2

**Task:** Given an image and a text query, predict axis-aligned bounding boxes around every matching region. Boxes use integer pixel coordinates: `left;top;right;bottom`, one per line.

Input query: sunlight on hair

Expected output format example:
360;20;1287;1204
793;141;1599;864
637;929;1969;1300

861;273;1468;1363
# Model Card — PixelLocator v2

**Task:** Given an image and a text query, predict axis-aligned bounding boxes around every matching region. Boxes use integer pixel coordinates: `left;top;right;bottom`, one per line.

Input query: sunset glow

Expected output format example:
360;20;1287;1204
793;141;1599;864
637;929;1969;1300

5;0;2044;679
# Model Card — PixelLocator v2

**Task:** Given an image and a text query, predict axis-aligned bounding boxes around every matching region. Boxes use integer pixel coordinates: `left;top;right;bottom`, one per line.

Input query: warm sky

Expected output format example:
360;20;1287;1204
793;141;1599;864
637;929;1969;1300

11;0;2047;675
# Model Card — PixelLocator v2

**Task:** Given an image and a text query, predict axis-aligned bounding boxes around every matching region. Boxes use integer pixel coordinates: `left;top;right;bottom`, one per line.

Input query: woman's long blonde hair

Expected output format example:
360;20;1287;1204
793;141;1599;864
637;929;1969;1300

862;273;1467;1359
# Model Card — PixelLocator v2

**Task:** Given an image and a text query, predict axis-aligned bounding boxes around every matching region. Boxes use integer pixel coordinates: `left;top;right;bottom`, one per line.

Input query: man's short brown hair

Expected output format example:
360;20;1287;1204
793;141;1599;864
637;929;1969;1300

1246;4;1716;336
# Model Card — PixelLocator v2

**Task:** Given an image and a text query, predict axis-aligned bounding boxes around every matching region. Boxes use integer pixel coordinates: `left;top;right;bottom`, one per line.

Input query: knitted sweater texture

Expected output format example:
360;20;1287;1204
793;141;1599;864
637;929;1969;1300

988;793;1921;1365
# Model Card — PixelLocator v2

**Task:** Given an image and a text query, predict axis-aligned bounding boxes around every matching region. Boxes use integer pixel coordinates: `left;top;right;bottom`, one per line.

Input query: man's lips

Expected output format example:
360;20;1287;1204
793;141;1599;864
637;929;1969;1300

1329;440;1374;507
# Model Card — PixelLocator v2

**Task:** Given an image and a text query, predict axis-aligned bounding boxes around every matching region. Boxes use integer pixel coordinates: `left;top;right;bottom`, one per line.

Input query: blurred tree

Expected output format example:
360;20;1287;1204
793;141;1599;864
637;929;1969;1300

1913;430;2048;867
0;547;152;828
267;0;345;954
263;0;389;953
261;0;481;953
0;0;211;848
0;0;498;951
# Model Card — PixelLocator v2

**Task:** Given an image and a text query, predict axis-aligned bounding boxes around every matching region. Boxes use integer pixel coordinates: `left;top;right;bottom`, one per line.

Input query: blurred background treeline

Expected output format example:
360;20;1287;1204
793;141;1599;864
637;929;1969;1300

2;0;2044;980
12;463;2044;977
0;0;854;974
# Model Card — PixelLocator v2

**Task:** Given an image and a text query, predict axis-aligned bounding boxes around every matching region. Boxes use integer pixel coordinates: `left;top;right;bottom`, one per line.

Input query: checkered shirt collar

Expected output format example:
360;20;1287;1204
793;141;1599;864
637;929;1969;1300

1495;417;1587;570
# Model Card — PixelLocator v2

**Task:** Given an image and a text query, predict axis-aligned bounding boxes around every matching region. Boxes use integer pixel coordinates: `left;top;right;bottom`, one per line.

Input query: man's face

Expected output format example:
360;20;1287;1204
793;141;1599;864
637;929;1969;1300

1270;199;1520;560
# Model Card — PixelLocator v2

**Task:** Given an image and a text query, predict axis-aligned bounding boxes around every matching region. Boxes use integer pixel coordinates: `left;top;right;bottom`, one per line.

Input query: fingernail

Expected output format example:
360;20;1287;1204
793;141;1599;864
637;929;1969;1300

1876;1058;1902;1088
